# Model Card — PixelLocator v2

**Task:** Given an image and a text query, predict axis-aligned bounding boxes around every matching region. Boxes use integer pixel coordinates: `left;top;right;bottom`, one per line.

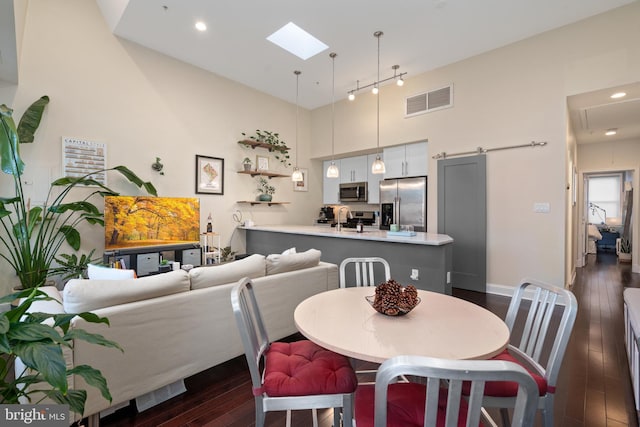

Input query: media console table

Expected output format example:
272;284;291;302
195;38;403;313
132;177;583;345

103;244;202;277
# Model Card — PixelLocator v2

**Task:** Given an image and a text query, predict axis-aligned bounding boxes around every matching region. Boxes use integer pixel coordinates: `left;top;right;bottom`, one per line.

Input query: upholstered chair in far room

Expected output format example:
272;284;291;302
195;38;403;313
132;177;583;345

231;277;358;427
479;278;578;427
339;257;391;288
355;355;539;427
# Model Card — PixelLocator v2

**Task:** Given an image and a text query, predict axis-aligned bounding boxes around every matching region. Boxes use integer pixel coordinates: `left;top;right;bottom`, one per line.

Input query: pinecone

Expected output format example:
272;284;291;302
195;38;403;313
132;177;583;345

372;280;419;315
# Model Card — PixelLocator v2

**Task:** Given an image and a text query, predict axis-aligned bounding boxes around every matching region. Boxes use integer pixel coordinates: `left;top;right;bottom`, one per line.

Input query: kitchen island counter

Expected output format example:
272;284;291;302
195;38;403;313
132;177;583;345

241;225;454;294
240;225;453;246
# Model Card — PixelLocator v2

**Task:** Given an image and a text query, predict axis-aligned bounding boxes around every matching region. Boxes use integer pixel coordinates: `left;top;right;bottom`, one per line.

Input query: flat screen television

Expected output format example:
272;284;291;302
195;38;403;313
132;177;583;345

104;196;200;251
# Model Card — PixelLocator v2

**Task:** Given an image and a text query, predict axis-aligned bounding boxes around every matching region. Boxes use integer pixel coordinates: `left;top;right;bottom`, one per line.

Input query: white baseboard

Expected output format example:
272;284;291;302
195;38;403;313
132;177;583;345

485;283;517;298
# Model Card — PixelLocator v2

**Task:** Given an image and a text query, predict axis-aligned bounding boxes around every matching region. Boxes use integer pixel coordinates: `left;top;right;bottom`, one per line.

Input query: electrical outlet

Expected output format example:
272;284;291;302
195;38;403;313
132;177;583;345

410;268;419;280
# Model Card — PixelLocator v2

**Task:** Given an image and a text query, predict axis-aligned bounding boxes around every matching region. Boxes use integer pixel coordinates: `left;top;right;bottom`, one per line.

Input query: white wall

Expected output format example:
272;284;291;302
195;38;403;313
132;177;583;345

0;0;321;293
311;2;640;288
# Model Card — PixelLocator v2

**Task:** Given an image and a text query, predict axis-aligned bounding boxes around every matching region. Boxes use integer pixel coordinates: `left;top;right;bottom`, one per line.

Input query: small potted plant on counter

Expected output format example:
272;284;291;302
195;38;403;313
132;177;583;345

256;177;275;202
243;157;253;171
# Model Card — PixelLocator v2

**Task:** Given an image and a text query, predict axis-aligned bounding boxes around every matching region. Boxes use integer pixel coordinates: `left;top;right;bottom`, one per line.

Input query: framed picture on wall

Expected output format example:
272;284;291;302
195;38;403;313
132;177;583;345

293;168;308;192
256;155;269;171
196;155;224;195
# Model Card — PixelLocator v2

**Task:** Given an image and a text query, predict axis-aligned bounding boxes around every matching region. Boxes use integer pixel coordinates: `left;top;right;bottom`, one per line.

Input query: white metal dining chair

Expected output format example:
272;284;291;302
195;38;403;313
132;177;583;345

231;277;358;427
355;354;539;427
339;257;391;288
480;278;578;427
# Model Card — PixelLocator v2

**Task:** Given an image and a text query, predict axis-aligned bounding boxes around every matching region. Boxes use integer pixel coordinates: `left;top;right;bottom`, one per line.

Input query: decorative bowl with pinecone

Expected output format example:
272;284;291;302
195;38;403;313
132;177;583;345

365;279;421;316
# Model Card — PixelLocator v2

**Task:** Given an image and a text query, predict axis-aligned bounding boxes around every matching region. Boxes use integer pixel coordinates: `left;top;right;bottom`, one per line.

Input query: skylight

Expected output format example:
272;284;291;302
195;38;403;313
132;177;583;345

267;22;328;60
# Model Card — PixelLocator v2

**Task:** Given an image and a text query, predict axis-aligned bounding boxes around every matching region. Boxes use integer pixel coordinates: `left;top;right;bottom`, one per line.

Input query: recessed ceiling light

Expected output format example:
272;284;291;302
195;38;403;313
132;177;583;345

611;92;626;99
605;129;617;136
195;21;207;32
267;22;328;60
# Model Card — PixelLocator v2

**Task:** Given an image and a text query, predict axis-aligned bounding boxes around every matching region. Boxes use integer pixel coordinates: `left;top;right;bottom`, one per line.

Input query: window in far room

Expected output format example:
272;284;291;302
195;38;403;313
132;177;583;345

587;173;622;225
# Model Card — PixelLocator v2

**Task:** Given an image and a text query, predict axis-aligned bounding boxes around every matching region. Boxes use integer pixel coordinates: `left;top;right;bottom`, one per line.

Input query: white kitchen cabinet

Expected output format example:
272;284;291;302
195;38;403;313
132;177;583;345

383;141;428;179
323;159;340;204
340;155;368;183
367;153;384;205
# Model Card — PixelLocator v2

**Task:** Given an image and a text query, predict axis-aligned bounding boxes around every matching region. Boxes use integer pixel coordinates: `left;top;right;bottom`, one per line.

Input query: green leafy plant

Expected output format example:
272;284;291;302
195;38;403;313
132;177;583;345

0;288;122;415
242;157;252;165
53;249;98;282
241;130;291;167
255;177;275;195
218;246;237;262
620;237;632;254
0;96;157;289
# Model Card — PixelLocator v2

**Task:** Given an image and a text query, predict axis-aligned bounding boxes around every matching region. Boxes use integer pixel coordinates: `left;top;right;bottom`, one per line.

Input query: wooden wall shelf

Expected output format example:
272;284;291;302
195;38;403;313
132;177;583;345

238;139;289;153
237;201;290;207
237;170;290;179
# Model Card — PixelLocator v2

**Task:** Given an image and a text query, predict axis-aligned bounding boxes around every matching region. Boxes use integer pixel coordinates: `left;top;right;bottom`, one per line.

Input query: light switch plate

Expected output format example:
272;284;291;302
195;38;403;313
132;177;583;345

534;202;550;213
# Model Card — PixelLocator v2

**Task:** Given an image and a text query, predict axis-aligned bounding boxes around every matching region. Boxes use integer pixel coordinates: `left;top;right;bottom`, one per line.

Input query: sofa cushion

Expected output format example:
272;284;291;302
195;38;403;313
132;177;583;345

266;249;321;275
189;254;266;290
63;270;190;313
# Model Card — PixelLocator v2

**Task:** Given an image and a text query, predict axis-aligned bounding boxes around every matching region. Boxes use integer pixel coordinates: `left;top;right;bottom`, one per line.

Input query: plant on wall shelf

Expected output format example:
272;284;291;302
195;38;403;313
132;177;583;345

242;157;253;171
0;96;157;290
255;176;275;202
240;130;291;167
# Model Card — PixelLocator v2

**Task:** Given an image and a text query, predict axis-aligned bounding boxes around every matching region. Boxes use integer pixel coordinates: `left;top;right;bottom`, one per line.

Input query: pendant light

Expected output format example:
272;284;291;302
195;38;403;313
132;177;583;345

291;70;304;182
326;52;339;178
371;31;386;174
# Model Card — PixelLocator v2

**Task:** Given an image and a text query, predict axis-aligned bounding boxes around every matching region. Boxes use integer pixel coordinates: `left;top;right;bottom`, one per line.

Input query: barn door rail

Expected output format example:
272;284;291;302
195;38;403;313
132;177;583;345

432;140;547;159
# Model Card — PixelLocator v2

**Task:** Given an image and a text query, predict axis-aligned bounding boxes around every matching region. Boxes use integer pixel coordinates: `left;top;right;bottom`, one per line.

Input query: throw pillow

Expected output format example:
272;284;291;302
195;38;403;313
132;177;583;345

281;247;297;255
87;264;136;280
266;248;321;275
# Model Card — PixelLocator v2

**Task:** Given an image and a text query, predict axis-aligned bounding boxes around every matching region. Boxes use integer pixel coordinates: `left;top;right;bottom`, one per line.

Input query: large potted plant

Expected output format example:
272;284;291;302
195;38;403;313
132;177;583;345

0;288;121;415
0;96;157;289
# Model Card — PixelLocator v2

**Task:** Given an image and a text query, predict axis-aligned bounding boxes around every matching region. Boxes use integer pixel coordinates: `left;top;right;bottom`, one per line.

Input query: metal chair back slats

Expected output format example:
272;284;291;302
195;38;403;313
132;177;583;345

370;355;539;427
486;278;578;427
339;257;391;288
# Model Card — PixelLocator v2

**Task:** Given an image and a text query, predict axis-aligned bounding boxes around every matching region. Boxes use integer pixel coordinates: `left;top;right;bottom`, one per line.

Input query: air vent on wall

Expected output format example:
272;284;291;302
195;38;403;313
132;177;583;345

405;84;453;118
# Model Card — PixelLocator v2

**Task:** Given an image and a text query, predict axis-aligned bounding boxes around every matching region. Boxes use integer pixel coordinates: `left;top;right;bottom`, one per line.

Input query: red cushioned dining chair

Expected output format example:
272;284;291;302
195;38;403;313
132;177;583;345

231;277;358;427
480;278;578;427
355;355;539;427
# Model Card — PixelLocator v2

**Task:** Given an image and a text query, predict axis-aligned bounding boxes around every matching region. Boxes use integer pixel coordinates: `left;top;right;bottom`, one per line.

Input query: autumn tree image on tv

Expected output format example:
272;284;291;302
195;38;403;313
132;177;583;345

104;196;200;250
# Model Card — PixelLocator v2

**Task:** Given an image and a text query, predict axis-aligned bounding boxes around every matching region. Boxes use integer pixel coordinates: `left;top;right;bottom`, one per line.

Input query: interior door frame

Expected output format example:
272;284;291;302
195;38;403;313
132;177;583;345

576;165;639;273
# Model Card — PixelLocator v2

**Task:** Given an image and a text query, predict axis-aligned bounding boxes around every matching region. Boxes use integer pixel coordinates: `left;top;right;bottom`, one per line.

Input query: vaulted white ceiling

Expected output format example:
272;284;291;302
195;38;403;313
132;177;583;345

95;0;635;109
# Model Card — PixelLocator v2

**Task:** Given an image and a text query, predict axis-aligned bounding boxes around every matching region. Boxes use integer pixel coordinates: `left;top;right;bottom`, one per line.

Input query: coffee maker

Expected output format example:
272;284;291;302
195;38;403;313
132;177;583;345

317;207;335;224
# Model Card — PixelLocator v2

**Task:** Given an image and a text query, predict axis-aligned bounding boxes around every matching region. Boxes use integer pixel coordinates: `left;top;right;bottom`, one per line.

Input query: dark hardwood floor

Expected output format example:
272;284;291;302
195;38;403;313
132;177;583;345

98;252;640;427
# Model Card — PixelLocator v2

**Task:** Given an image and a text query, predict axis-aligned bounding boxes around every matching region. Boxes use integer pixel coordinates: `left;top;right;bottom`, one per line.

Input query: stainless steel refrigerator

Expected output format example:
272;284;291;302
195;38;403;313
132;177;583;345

379;176;427;231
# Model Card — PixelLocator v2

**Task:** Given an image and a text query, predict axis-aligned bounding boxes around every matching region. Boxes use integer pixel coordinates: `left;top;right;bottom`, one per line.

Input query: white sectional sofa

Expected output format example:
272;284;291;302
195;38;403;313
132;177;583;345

23;250;338;425
624;288;640;411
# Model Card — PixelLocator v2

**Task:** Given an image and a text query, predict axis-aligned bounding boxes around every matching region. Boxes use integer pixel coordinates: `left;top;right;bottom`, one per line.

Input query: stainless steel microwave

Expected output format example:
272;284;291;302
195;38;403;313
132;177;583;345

339;182;368;202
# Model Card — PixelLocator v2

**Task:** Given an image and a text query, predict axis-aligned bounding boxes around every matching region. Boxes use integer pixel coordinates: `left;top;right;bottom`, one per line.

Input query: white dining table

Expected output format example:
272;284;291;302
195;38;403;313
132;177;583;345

294;287;510;363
